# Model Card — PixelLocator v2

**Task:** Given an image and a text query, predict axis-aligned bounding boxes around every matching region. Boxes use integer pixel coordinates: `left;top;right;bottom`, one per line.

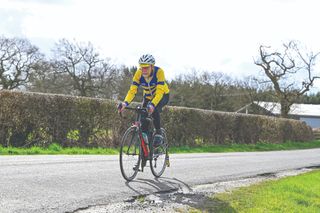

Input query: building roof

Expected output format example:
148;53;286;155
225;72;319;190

253;101;320;117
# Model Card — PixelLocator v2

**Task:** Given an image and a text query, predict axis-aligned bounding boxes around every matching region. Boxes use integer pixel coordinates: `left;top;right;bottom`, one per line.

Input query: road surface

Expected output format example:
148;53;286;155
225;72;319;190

1;148;320;213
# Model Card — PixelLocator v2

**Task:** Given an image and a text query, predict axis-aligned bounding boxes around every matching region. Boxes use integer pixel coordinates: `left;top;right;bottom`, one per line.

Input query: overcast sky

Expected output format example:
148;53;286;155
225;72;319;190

1;0;320;89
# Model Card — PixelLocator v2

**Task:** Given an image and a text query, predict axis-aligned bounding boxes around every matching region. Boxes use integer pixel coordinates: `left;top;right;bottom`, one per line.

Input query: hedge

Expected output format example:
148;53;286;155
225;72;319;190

0;90;314;148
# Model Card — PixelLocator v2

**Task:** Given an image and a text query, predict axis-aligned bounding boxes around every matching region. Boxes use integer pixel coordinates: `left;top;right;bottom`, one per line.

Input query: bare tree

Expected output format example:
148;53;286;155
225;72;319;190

113;66;138;101
0;37;43;90
52;39;117;97
254;41;320;118
27;60;74;94
200;71;231;110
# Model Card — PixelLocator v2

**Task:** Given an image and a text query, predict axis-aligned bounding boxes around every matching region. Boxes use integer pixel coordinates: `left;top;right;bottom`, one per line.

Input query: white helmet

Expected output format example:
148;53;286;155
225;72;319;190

138;54;155;65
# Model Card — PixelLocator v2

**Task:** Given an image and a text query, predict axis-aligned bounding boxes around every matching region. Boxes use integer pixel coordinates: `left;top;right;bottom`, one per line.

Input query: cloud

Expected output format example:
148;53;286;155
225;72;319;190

0;8;29;37
11;0;71;5
1;0;320;81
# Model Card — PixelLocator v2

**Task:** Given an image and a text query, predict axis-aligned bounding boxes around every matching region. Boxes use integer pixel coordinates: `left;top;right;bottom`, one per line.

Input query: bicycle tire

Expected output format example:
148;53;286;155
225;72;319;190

150;128;168;178
119;126;141;181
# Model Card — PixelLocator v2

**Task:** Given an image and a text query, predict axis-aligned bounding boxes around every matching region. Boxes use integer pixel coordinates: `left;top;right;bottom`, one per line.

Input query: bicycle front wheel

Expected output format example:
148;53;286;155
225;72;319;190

119;126;141;181
150;128;168;178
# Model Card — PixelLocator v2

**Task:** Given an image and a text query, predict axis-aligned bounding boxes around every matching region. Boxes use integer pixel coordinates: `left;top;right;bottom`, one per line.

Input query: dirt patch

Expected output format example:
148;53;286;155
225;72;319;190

75;168;313;213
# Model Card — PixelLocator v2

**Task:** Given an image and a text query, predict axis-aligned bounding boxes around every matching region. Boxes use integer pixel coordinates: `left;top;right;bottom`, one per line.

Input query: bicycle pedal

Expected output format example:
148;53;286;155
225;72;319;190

133;165;139;171
133;167;142;172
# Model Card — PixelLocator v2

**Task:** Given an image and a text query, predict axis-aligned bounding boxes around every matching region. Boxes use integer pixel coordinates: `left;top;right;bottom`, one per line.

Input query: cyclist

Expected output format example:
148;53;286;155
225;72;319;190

118;54;170;147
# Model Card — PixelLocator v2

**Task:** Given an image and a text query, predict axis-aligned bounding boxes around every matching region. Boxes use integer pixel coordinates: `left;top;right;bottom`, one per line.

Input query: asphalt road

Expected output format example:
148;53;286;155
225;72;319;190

1;149;320;213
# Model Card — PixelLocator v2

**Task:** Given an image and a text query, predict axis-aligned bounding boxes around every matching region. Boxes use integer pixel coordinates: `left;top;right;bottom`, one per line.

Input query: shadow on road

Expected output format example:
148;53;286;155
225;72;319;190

124;176;236;212
124;176;183;195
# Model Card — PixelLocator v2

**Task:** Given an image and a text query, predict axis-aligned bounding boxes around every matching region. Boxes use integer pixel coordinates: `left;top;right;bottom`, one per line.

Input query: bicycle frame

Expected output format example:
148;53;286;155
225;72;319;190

132;121;149;158
124;106;152;159
119;104;169;180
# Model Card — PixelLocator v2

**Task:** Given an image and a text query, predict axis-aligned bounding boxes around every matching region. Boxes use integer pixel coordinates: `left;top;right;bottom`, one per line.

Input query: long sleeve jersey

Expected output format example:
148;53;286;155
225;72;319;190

124;66;170;107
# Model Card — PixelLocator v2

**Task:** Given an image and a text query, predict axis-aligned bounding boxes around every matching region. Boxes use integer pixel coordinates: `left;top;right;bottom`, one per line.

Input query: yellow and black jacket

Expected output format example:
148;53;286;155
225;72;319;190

124;66;170;107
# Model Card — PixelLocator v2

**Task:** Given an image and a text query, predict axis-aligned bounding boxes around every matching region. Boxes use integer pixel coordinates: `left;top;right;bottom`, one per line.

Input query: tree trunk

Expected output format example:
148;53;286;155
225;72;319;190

280;100;290;118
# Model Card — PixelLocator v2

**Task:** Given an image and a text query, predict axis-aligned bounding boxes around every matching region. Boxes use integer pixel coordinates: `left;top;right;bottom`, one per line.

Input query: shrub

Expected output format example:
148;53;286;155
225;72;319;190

0;90;314;147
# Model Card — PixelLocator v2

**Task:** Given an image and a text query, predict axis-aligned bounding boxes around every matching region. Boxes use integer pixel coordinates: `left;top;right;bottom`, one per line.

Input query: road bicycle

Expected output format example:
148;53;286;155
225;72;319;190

119;105;169;181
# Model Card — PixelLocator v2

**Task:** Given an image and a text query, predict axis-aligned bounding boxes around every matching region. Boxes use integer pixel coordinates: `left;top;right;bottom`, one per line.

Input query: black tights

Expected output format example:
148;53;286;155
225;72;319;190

141;94;169;134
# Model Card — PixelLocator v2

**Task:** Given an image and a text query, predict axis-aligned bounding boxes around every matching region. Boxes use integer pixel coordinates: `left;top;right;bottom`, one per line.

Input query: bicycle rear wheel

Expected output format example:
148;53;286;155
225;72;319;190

150;128;168;178
119;126;141;181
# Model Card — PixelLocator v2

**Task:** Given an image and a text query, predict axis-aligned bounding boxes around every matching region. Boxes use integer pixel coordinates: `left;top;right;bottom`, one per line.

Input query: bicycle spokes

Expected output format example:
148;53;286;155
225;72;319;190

150;129;168;178
119;127;141;181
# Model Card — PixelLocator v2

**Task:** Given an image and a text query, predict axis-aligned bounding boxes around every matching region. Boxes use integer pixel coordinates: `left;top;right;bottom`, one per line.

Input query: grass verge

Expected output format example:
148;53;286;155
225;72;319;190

0;140;320;155
203;169;320;212
169;140;320;153
0;143;119;155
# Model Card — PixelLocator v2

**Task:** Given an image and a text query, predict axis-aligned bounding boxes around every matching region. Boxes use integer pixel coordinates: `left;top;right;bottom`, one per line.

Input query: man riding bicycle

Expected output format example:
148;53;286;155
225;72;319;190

118;54;170;147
